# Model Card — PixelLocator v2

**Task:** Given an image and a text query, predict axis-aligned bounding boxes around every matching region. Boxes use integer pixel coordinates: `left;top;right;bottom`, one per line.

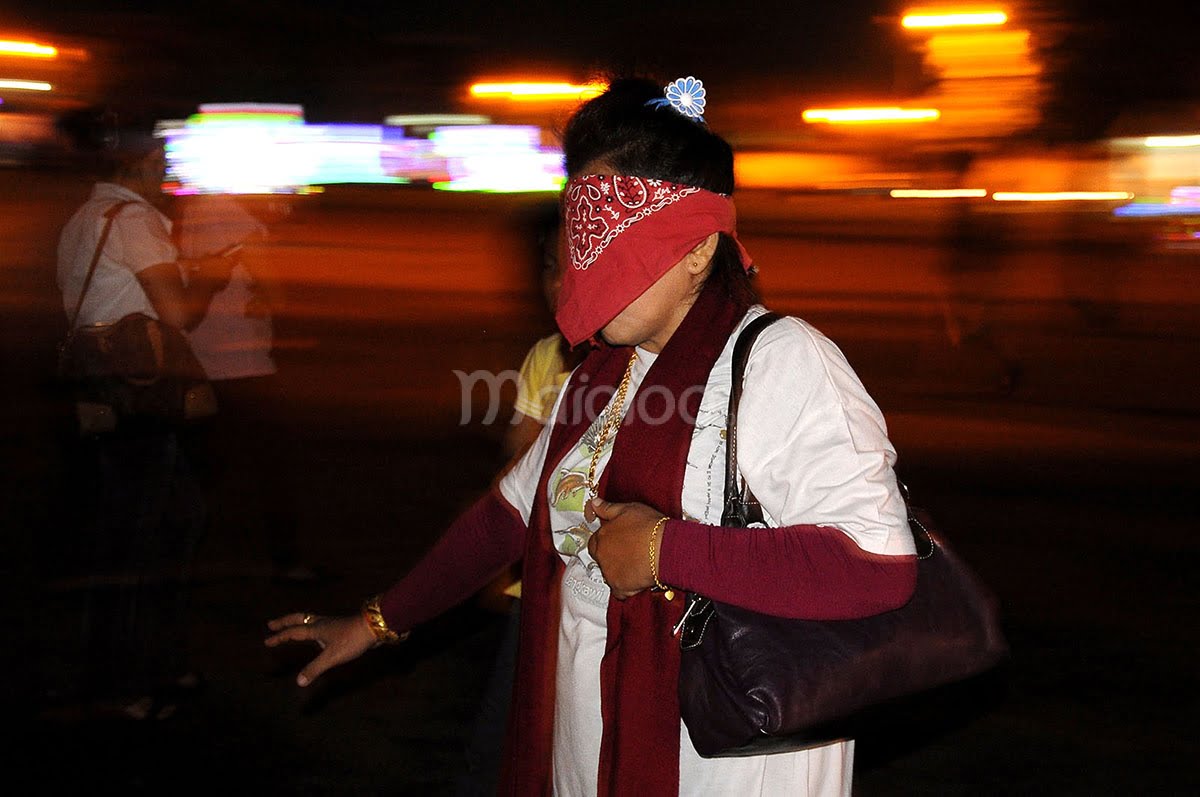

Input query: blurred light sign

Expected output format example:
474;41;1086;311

0;40;57;58
902;11;1008;29
1144;135;1200;148
992;191;1133;202
0;79;51;91
1114;186;1200;217
384;114;491;127
163;103;564;194
431;125;565;192
803;107;940;124
891;188;988;198
469;81;607;101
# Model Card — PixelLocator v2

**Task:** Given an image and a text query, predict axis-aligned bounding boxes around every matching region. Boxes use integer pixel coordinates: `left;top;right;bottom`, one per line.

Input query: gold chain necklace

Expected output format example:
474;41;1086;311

585;351;639;500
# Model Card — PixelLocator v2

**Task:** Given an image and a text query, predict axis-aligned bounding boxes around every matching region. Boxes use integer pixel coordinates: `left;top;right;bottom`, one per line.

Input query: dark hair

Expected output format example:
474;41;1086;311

564;78;734;191
523;199;561;269
56;106;161;178
562;77;757;308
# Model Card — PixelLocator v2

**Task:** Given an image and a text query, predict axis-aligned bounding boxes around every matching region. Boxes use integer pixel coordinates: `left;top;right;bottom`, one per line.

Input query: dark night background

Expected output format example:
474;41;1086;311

3;0;1198;135
1;1;1198;794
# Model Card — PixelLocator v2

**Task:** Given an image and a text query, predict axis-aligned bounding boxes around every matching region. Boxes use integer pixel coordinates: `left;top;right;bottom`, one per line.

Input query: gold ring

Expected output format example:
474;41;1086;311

302;613;315;626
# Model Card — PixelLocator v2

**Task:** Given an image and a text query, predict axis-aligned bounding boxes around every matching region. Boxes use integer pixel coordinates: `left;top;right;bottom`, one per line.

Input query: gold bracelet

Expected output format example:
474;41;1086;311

362;595;410;645
648;516;674;601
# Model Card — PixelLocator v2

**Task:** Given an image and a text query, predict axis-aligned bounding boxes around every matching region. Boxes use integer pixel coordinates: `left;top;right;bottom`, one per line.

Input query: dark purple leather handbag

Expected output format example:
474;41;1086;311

676;313;1008;757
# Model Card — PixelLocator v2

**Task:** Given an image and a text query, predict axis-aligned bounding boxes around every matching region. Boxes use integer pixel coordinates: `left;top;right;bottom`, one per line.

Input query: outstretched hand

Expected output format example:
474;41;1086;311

586;498;665;600
264;612;377;687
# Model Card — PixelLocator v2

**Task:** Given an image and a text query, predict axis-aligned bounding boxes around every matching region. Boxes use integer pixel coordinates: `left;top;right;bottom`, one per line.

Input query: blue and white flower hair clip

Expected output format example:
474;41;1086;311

646;76;707;123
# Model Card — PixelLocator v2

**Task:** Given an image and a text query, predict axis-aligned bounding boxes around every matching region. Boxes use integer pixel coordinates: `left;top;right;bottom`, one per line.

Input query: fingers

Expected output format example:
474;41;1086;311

267;612;312;631
263;621;331;687
296;628;364;687
264;623;320;648
265;611;324;647
265;615;377;688
590;498;624;520
297;646;340;687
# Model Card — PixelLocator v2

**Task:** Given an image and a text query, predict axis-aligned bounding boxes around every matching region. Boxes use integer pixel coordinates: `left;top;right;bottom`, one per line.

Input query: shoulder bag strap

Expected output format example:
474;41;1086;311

720;312;782;527
65;200;135;332
676;311;783;645
721;311;933;555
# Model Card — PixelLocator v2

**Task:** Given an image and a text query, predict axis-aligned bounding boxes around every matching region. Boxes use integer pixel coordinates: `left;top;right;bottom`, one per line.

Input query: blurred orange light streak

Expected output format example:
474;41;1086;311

0;79;51;91
891;188;987;198
902;11;1008;29
803;107;940;124
734;152;880;189
992;191;1133;202
927;30;1029;53
1144;135;1200;148
469;81;608;101
925;30;1041;79
0;40;57;58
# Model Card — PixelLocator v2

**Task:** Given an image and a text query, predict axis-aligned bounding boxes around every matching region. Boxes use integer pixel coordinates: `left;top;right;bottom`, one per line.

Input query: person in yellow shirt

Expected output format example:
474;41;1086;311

503;206;585;458
459;205;582;796
510;333;570;429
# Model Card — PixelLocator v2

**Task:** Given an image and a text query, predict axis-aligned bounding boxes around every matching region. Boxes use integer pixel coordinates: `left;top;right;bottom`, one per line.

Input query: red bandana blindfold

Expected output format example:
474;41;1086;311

556;175;753;347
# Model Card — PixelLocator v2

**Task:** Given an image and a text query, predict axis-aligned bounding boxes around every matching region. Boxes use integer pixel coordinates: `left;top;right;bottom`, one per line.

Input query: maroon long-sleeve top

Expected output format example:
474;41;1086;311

379;490;915;631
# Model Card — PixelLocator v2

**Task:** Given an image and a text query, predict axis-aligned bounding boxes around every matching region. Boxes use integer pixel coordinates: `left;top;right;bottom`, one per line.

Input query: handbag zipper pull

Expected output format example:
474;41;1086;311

672;594;703;637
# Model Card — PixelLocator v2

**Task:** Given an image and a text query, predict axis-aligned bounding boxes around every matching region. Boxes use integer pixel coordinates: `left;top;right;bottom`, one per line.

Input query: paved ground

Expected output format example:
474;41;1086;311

13;423;1197;795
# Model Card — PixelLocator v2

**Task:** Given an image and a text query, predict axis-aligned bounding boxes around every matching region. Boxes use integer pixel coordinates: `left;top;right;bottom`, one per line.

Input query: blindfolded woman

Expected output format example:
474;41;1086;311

268;77;917;796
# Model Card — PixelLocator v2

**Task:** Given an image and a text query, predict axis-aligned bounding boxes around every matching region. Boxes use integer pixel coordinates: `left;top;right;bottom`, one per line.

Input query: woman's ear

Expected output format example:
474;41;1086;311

685;232;720;275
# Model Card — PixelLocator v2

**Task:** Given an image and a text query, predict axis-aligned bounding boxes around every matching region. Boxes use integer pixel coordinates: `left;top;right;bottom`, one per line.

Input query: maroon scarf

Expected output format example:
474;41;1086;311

499;278;746;795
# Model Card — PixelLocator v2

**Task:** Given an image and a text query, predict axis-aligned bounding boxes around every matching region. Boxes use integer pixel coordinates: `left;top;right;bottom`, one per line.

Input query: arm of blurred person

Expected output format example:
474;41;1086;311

108;198;235;331
504;412;544;460
265;489;527;687
137;249;237;331
504;334;567;458
241;241;287;318
172;193;281;322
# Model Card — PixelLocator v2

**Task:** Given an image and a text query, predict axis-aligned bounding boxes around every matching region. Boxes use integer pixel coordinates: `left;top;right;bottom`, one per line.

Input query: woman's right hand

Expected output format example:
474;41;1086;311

264;612;378;687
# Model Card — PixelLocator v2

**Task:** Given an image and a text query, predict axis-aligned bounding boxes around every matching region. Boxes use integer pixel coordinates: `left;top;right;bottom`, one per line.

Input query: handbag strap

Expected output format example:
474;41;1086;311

676;311;783;645
66;200;135;332
677;310;936;646
721;312;782;527
721;311;934;557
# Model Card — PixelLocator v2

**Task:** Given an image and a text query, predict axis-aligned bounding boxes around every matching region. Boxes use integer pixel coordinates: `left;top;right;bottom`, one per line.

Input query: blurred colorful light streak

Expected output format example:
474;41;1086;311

431;125;564;193
733;152;882;190
925;30;1041;79
189;104;304;126
803;107;940;124
902;11;1008;29
1144;135;1200;148
468;81;607;101
385;114;491;127
163;106;565;195
1113;204;1200;217
992;191;1133;202
0;40;57;58
0;79;51;91
890;188;988;198
1114;186;1200;217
